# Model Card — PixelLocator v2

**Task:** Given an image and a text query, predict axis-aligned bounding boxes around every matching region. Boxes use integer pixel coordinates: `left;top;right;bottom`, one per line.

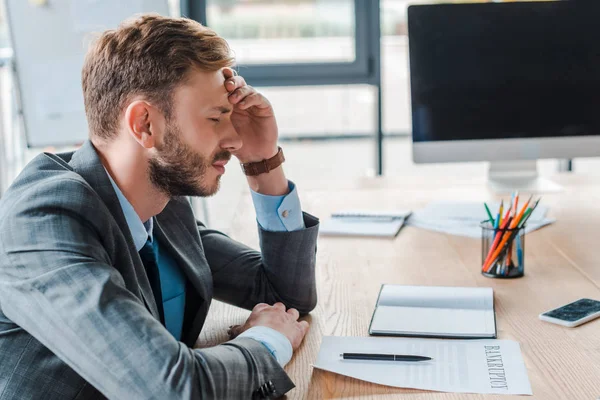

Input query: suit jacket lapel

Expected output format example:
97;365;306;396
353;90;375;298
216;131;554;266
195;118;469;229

67;141;162;321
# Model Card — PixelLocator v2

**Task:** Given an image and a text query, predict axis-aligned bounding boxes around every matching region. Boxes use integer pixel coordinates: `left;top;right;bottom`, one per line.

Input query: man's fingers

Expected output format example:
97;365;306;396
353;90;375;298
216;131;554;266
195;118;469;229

228;85;254;104
225;75;247;93
286;308;300;321
222;67;237;80
252;303;269;312
272;302;286;312
298;320;310;336
296;320;310;344
238;93;269;110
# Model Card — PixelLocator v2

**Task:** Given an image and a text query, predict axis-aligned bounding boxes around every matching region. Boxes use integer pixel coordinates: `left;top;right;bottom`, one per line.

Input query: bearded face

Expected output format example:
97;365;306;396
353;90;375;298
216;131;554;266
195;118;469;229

148;120;231;198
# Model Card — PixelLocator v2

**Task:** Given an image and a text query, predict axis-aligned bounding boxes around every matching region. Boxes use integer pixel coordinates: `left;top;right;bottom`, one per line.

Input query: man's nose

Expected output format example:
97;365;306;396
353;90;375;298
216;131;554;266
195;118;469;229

219;119;242;152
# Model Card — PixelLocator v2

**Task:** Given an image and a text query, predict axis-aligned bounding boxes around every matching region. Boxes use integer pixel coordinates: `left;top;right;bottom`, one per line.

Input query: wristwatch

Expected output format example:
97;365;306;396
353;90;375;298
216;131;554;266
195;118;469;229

240;147;285;176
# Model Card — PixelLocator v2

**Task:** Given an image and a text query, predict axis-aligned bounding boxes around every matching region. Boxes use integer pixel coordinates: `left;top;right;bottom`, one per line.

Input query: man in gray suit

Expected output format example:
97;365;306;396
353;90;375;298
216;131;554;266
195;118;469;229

0;14;318;400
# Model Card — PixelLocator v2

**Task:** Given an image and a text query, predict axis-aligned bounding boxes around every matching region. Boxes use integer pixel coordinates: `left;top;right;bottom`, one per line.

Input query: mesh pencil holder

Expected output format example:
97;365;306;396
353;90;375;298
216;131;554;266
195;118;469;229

481;220;525;279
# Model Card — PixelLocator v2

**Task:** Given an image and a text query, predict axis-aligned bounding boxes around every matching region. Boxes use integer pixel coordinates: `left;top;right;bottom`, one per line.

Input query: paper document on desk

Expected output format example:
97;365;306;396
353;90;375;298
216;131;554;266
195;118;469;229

407;201;555;238
314;336;532;396
320;209;411;238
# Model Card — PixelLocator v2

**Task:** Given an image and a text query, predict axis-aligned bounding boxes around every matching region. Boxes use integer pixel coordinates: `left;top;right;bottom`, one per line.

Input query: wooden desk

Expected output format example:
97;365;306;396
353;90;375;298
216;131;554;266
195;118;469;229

197;174;600;399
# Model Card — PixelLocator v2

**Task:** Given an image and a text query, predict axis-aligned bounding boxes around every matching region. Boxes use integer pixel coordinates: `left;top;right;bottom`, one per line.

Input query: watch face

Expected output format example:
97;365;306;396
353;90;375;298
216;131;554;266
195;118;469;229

543;298;600;322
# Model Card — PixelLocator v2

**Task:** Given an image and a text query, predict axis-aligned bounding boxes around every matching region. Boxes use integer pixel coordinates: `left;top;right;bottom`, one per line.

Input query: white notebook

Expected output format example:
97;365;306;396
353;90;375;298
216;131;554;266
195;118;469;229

369;285;496;339
319;210;412;238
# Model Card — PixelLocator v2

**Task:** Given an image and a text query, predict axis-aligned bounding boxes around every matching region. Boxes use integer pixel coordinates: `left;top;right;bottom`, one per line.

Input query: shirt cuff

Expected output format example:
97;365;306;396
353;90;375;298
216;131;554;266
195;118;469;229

250;180;305;232
238;326;293;367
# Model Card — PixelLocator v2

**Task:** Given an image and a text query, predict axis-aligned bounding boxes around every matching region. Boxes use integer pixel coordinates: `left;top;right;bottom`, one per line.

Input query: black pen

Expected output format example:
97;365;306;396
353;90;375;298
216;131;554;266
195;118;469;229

340;353;432;362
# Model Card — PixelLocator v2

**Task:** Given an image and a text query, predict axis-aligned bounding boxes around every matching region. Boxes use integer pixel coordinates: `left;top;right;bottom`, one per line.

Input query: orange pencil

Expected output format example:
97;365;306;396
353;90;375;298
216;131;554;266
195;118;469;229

512;195;533;228
482;206;513;270
484;195;533;272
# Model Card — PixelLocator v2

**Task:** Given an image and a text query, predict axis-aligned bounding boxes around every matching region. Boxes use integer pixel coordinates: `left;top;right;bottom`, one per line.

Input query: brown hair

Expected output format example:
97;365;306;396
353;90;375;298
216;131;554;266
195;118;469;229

82;14;234;140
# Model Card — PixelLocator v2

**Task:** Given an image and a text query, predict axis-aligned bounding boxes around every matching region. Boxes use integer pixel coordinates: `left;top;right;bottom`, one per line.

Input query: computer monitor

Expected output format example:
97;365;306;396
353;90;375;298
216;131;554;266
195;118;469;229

407;1;600;193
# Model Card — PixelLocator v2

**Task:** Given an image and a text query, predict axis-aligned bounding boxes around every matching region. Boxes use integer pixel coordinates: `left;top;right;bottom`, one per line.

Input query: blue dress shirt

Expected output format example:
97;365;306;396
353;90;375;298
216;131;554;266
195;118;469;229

250;181;305;231
105;171;303;367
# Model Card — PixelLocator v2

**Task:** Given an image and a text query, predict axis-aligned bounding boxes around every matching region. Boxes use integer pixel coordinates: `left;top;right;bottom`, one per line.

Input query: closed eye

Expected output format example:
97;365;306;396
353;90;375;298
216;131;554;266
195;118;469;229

209;118;220;123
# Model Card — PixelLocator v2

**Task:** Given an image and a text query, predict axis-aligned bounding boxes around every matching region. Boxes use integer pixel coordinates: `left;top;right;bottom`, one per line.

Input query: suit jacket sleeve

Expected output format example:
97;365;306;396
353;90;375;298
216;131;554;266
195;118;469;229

0;178;293;399
199;209;319;314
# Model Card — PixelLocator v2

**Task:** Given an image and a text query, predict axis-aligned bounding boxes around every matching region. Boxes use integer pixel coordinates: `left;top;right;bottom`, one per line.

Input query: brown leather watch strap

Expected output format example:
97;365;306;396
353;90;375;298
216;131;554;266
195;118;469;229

240;147;285;176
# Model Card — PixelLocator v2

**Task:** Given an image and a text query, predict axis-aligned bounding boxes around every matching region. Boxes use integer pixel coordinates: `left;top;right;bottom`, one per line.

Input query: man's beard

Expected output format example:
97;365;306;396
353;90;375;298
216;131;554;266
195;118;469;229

148;122;230;198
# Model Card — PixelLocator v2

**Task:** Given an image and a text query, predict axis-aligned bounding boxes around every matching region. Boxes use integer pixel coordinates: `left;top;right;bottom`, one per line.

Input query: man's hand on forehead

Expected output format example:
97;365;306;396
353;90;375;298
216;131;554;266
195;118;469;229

222;68;272;113
220;67;278;163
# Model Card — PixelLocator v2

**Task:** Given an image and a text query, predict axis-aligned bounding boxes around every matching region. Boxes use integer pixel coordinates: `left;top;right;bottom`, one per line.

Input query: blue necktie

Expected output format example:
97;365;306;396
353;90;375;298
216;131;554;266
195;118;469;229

138;239;165;324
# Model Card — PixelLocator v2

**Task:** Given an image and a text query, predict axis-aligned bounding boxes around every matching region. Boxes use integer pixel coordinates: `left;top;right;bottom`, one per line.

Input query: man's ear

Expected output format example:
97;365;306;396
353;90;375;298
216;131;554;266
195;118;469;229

124;100;165;149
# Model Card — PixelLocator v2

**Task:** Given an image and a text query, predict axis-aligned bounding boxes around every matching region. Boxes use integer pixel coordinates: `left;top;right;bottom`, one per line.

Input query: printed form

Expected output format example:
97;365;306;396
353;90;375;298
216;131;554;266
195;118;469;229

314;336;532;395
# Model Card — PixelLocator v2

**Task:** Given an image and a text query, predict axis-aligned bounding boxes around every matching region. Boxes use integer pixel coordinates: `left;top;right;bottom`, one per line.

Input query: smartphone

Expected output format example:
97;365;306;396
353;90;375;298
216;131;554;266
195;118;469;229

539;298;600;327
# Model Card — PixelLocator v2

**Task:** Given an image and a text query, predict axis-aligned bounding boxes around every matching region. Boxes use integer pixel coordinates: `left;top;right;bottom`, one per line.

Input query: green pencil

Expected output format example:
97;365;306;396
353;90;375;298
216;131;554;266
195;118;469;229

484;202;495;225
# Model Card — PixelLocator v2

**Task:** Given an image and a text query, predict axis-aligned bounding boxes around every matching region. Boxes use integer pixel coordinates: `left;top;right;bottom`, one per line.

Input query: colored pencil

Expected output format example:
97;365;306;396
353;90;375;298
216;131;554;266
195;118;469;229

482;214;512;271
505;192;518;271
484;202;495;226
493;206;535;274
483;205;512;266
484;196;535;272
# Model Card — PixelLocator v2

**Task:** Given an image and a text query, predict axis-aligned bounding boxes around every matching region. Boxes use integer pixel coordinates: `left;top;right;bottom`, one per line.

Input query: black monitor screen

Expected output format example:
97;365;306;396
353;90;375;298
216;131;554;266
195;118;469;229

408;2;600;143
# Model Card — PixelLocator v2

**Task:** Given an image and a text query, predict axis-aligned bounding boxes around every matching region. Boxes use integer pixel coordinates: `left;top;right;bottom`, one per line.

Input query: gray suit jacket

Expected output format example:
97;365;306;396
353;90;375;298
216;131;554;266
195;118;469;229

0;141;319;399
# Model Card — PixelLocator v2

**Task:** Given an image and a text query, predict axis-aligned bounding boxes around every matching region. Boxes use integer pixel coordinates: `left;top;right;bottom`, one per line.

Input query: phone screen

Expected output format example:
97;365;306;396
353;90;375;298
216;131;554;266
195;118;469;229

543;298;600;322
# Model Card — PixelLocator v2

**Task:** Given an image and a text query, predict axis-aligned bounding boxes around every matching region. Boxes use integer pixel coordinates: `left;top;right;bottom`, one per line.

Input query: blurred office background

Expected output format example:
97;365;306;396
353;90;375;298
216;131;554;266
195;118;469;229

0;0;598;233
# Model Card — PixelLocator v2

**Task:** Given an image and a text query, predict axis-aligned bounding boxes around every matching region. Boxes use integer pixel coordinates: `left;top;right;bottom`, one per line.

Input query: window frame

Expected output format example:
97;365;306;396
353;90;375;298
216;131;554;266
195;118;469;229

181;0;384;174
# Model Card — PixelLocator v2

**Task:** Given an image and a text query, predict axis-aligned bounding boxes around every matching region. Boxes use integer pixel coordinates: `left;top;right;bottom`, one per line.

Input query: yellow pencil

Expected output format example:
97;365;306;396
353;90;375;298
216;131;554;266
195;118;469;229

498;200;504;226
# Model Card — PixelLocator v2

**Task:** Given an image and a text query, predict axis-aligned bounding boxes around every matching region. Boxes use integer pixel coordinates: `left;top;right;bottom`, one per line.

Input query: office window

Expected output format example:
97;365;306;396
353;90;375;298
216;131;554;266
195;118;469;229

184;0;375;87
181;0;378;139
0;5;9;48
381;0;425;136
206;0;356;65
257;85;374;138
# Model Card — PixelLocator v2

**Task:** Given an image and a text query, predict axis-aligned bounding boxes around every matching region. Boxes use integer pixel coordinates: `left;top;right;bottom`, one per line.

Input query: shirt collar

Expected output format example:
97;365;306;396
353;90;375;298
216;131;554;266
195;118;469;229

104;168;153;251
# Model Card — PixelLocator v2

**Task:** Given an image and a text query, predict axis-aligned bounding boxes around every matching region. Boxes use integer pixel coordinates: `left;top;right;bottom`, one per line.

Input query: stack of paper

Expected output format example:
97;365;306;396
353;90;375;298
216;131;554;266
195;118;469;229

406;201;554;238
319;210;412;238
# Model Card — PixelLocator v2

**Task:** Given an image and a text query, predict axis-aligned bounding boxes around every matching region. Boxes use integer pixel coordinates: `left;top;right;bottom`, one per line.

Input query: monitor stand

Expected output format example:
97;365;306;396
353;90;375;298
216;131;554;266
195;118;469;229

488;161;563;194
